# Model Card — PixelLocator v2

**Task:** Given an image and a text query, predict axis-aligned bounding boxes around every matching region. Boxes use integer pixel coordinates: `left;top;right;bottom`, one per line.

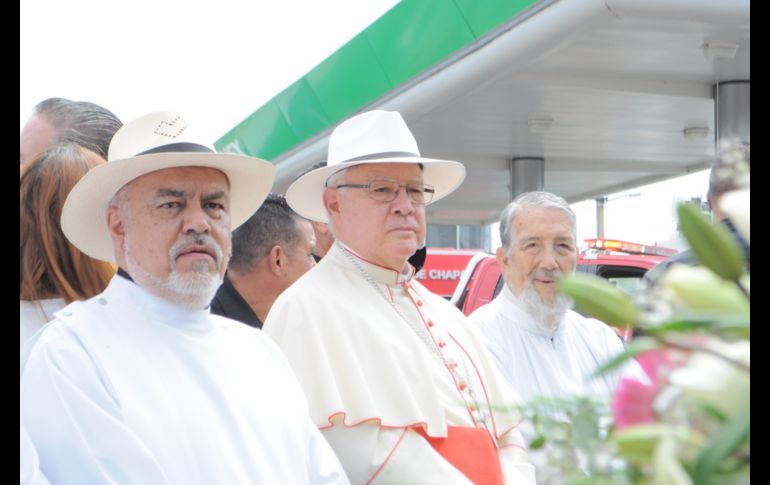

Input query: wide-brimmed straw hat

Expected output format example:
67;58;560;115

286;110;466;222
61;110;275;262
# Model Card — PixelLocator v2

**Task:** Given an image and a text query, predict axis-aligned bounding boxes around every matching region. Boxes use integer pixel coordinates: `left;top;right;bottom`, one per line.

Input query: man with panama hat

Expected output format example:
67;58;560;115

20;111;349;484
264;110;535;484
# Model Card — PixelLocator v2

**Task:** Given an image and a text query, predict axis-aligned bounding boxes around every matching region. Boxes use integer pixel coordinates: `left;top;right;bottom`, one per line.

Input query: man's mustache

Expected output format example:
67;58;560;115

169;234;224;266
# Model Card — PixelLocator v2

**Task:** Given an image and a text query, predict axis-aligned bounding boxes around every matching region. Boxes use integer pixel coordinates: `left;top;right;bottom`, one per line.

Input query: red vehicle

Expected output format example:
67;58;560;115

415;248;483;298
449;239;676;339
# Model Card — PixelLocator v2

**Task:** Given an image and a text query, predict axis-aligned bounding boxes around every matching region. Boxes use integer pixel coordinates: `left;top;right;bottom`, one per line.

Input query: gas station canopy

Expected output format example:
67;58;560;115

215;0;749;225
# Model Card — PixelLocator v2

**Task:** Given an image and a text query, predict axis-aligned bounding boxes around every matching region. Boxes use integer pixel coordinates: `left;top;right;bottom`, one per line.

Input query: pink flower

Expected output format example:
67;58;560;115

637;349;673;386
612;376;658;429
612;350;676;429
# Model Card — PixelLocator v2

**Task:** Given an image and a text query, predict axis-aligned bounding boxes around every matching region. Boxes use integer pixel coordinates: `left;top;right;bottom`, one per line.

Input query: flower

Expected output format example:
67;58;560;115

667;339;749;418
528;144;750;484
555;150;749;483
612;350;676;430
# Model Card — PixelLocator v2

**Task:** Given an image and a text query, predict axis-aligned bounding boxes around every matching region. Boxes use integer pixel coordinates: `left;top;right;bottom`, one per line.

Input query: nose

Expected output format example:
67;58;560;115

539;246;559;271
182;204;212;235
391;186;415;215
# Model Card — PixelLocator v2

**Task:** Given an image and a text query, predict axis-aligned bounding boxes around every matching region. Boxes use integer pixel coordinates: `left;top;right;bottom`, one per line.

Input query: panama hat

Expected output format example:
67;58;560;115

61;110;275;262
286;110;466;222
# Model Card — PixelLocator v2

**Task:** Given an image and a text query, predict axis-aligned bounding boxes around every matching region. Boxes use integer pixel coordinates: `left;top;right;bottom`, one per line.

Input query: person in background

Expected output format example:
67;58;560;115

295;161;336;262
644;141;750;283
469;191;646;440
210;192;316;328
265;110;534;484
20;110;348;484
20;143;116;348
20;97;122;165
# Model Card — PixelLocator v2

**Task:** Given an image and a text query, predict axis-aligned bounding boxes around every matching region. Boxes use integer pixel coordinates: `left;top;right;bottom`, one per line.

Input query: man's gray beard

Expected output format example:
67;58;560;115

512;277;573;329
124;234;225;310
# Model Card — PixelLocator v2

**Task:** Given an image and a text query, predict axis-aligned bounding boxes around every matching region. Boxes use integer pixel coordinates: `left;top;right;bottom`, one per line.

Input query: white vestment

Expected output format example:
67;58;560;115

264;243;535;484
469;285;646;437
20;422;50;485
20;275;349;484
20;298;65;348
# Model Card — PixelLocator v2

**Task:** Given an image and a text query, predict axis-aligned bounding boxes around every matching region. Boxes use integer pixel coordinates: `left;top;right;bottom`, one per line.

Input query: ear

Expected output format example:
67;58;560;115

322;187;341;224
268;245;284;276
495;246;508;268
107;206;127;254
312;220;329;235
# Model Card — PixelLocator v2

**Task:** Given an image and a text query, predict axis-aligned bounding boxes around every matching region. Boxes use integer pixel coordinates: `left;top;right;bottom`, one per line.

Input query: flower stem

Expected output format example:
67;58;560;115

734;279;750;301
653;335;750;373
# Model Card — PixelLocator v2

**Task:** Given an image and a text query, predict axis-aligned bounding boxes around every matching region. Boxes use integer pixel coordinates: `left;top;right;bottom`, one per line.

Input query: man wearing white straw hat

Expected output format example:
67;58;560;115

264;110;535;484
19;111;349;484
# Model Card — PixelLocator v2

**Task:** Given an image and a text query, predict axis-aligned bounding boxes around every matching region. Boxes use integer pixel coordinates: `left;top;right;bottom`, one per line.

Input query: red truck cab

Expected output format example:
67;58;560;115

414;248;482;298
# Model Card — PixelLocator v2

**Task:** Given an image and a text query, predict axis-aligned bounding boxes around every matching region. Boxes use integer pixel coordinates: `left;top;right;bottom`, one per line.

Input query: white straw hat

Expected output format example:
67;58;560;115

61;110;275;262
286;110;465;222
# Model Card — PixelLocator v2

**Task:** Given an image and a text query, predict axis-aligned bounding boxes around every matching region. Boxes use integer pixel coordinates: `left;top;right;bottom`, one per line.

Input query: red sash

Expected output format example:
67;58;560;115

413;426;504;485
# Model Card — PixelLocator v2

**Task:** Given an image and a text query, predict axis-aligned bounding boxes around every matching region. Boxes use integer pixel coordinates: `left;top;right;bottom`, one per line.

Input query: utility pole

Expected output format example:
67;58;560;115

595;197;607;239
595;193;641;238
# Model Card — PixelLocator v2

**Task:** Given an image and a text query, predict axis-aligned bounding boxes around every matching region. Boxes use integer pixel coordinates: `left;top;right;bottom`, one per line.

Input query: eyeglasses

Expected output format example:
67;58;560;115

333;177;435;205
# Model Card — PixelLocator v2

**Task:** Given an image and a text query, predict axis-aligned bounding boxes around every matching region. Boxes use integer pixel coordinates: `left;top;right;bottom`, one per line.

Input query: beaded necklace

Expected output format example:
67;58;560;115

339;246;498;446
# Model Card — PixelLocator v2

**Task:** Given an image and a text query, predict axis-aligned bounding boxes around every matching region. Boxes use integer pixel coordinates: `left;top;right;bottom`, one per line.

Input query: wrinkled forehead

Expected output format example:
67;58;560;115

514;207;575;236
123;166;230;194
347;162;423;180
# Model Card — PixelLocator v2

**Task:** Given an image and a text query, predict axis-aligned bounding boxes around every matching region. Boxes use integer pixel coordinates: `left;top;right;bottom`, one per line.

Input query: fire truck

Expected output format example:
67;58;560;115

445;239;676;339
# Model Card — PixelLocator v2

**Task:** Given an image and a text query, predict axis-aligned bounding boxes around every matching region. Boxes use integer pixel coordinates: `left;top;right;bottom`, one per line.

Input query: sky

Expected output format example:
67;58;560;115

569;170;710;251
20;0;400;141
20;0;711;252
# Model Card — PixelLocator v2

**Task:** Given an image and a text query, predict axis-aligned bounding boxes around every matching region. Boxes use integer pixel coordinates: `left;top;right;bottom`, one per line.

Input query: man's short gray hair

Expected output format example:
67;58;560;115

499;191;576;251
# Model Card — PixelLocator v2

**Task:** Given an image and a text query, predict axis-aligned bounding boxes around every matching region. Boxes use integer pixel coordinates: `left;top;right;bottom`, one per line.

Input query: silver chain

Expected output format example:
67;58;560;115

340;247;444;361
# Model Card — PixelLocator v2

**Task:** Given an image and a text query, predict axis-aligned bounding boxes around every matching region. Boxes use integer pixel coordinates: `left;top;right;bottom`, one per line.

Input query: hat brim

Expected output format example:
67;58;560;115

286;157;466;222
61;152;275;262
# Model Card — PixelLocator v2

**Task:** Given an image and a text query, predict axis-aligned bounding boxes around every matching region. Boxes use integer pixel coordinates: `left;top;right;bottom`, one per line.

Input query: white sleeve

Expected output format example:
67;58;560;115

20;337;171;484
497;428;537;484
322;423;473;484
470;314;512;387
306;418;352;484
596;321;651;386
20;422;50;485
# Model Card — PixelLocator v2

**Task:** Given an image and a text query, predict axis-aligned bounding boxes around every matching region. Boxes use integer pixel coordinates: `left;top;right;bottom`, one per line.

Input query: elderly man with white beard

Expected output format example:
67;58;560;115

469;191;646;442
19;111;349;484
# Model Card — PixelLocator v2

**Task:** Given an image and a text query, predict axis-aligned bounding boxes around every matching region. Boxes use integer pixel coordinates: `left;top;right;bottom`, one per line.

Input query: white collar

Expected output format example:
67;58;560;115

108;274;214;333
333;242;414;285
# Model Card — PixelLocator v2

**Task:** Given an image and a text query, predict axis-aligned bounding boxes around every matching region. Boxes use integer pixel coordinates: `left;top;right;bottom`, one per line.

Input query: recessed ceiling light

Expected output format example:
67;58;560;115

702;42;739;60
683;127;710;139
527;118;554;134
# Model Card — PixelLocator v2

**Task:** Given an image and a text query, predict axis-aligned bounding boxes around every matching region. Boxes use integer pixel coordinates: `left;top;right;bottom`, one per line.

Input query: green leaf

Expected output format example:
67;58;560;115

692;399;749;485
653;433;693;485
591;337;659;378
612;424;670;465
560;273;638;325
529;435;546;450
571;398;602;449
643;313;750;340
677;203;745;281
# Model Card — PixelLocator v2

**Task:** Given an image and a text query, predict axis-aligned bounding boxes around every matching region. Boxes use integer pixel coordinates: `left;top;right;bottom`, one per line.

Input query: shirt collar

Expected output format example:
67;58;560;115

334;242;414;285
107;272;214;332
